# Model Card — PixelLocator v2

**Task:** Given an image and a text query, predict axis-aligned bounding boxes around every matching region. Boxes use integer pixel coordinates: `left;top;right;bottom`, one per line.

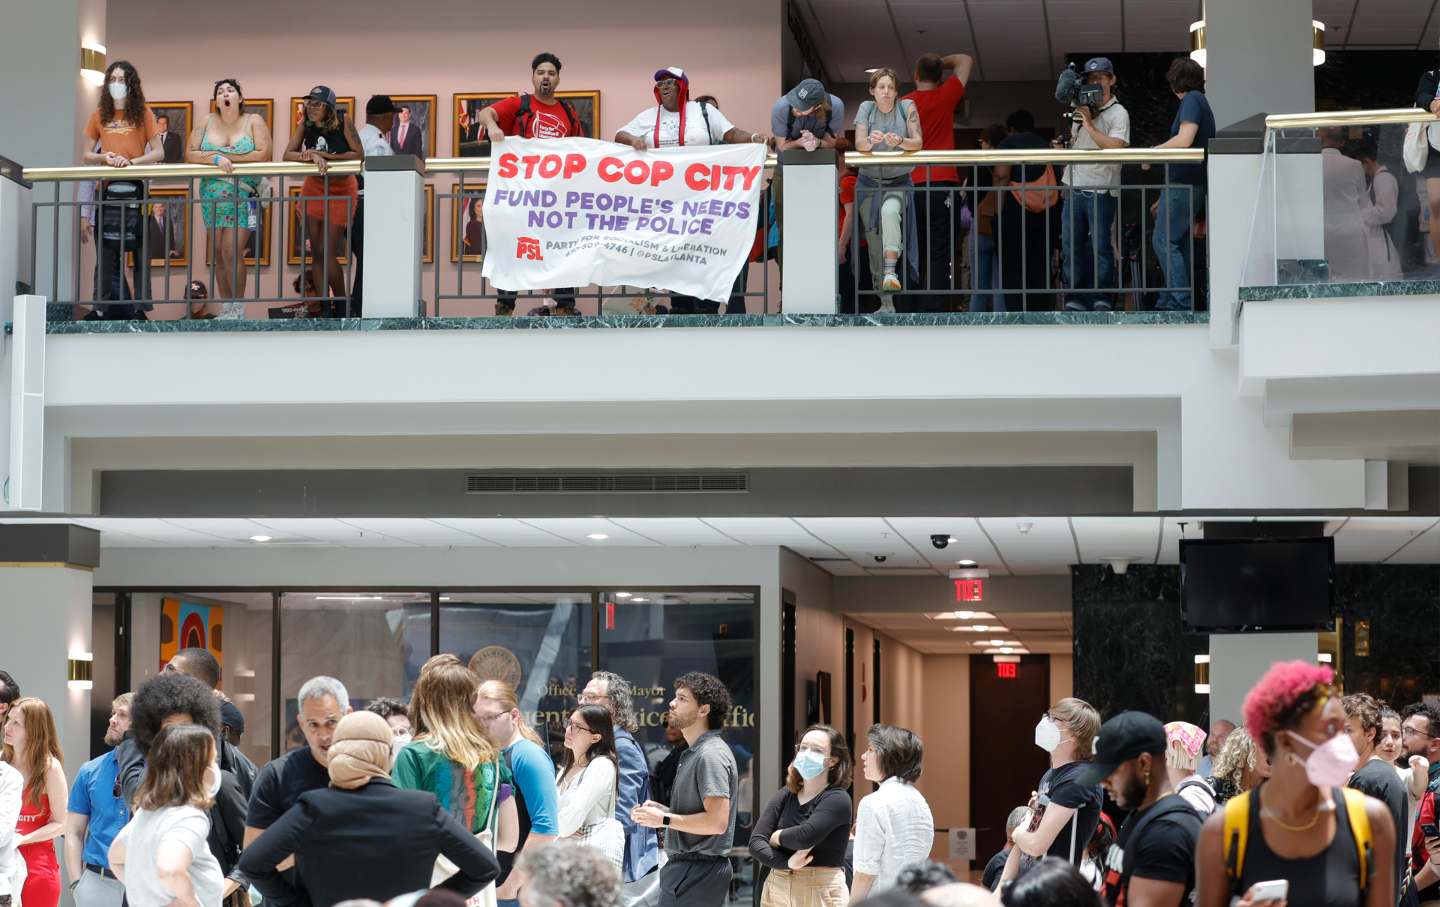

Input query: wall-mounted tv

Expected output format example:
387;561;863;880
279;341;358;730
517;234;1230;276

1180;537;1335;632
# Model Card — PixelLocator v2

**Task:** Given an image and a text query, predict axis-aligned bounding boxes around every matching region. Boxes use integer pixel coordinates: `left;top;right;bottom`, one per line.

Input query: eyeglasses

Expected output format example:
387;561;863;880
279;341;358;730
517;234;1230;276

475;710;507;725
1404;726;1437;740
656;79;679;88
795;743;829;756
566;720;594;735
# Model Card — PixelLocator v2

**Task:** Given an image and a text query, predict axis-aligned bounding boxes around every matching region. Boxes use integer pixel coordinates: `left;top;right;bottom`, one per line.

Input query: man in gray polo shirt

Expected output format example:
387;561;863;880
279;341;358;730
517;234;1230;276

632;672;738;907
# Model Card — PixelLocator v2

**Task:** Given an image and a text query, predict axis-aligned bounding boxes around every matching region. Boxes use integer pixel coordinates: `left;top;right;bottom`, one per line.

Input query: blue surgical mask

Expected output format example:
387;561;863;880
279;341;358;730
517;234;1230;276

793;750;827;780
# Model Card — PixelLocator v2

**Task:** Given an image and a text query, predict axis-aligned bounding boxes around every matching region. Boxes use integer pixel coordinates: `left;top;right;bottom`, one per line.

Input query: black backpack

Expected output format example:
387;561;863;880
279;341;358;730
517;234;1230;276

517;94;584;138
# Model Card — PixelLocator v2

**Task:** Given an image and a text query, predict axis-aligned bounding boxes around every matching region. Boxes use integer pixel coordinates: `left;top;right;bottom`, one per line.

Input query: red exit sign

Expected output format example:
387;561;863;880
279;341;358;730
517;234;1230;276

996;662;1018;679
954;578;986;602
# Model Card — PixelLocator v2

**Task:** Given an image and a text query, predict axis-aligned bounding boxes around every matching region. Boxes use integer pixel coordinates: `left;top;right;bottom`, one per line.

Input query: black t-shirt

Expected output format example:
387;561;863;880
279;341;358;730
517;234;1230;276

245;745;331;829
1350;757;1407;898
1038;762;1104;864
1101;794;1202;907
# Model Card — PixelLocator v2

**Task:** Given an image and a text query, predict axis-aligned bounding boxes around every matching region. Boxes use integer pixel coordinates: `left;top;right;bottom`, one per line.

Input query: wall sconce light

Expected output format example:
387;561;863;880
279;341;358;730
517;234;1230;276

1193;653;1211;694
1354;619;1371;657
1189;19;1324;68
68;653;93;690
80;43;107;86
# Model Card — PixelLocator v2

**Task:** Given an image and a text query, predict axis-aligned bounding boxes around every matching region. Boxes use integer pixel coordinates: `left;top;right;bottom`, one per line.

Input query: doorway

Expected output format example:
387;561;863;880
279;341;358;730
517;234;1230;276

969;654;1051;863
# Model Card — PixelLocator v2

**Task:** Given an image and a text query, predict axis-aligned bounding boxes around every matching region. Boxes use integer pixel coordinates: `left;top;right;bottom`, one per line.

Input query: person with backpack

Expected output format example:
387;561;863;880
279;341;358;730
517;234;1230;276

769;77;845;268
1076;712;1201;907
1195;661;1396;907
992;110;1058;311
471;53;585;315
1163;721;1217;817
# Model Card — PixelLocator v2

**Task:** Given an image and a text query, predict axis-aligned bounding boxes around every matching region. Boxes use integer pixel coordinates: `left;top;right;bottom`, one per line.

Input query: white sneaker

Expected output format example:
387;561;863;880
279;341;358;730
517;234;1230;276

881;272;902;293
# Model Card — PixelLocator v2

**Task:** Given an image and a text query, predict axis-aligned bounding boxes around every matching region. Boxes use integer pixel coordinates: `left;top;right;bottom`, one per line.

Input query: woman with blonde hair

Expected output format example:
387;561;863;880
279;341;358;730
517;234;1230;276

474;681;559;907
1006;697;1102;882
1206;726;1270;806
394;662;517;855
2;697;68;907
108;724;222;907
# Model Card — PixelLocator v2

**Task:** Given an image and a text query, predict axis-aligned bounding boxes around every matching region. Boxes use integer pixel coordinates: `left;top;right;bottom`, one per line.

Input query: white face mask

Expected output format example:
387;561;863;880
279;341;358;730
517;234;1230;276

1035;715;1063;753
108;82;128;101
205;763;222;798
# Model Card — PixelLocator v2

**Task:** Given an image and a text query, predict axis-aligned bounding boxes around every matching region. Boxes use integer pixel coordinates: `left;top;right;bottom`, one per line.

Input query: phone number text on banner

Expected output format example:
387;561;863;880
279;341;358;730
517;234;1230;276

481;137;767;303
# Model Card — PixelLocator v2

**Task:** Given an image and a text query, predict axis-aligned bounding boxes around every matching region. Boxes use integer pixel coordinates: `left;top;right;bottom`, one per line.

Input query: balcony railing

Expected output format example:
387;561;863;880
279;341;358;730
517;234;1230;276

8;144;1206;324
1240;107;1437;299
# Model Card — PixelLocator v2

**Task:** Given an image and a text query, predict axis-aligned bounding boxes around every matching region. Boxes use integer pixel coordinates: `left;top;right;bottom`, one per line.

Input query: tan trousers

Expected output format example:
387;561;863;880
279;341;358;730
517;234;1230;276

760;867;848;907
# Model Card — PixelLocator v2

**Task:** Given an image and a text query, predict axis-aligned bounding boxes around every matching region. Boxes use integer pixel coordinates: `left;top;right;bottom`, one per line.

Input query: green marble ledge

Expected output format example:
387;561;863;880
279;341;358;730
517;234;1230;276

1240;280;1440;303
43;311;1208;334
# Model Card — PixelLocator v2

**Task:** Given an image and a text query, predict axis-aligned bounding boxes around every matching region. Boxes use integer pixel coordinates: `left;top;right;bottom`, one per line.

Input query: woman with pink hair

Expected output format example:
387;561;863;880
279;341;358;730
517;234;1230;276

1194;661;1396;907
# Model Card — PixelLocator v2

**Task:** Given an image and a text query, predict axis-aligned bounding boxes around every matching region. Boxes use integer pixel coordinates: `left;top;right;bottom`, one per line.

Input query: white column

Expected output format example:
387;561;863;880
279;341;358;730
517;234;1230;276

1204;0;1316;129
3;295;46;511
1207;631;1319;727
361;156;425;318
780;150;837;313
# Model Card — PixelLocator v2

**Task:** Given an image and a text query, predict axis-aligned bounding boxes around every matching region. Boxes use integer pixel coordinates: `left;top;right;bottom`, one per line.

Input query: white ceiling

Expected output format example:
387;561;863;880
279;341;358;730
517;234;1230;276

800;0;1440;83
847;608;1076;655
10;514;1440;575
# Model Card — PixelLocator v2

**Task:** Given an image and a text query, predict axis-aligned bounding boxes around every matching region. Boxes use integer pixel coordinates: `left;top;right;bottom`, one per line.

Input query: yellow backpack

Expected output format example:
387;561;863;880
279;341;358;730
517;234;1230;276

1222;786;1373;895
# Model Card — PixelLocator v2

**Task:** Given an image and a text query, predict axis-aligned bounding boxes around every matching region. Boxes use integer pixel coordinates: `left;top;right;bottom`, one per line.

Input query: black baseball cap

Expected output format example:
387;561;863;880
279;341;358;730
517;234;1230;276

1075;711;1167;787
366;95;398;116
220;699;246;736
305;85;337;107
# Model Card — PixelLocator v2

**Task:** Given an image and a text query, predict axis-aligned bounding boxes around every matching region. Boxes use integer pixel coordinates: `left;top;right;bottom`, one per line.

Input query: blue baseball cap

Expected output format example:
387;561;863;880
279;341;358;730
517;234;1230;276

1083;58;1115;76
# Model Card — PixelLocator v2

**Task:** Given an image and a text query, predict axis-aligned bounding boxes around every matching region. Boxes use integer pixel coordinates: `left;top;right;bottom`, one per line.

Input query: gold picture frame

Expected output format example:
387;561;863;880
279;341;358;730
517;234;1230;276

208;97;275;137
126;187;191;268
450;181;486;264
555;90;600;139
286;184;432;265
147;102;193;165
380;94;438;159
452;92;517;157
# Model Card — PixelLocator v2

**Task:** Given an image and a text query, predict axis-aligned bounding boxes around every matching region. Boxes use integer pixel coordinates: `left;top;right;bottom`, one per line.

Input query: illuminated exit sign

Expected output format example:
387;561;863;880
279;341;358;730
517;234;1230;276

954;578;986;602
996;662;1018;679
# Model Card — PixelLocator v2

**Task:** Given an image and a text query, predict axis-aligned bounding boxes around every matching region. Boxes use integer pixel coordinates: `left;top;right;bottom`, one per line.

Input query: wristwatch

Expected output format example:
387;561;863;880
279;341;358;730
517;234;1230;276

662;814;672;827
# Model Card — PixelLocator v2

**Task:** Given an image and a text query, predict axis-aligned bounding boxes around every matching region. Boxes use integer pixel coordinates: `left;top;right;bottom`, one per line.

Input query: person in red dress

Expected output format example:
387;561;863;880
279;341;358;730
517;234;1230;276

2;698;68;907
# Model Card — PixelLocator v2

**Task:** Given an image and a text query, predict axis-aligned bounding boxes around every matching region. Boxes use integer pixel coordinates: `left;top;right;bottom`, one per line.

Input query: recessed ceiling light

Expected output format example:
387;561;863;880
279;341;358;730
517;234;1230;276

957;559;977;567
314;595;383;601
947;537;958;544
632;597;649;603
615;592;632;599
586;533;609;540
249;535;272;543
990;638;1004;646
971;624;989;632
865;67;881;74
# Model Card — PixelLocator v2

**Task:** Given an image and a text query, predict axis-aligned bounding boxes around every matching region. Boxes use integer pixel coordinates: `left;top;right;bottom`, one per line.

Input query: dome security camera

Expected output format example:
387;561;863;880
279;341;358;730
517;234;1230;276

873;554;888;563
931;534;950;549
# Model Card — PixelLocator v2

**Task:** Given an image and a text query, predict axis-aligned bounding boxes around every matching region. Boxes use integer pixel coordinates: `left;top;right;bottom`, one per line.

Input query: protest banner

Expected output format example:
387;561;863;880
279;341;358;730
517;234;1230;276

482;137;767;302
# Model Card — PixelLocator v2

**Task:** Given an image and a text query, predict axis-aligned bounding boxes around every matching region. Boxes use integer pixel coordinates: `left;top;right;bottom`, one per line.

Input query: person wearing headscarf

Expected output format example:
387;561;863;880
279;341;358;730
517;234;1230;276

615;67;770;150
1163;721;1216;817
239;712;498;907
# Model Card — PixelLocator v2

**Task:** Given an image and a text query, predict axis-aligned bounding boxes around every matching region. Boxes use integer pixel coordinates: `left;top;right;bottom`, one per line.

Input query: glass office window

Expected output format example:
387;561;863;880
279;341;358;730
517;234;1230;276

127;591;277;764
279;591;430;753
439;592;594;762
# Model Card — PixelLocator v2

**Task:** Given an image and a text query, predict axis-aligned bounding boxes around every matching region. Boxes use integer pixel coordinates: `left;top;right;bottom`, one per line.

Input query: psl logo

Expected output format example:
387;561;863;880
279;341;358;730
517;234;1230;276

516;236;544;260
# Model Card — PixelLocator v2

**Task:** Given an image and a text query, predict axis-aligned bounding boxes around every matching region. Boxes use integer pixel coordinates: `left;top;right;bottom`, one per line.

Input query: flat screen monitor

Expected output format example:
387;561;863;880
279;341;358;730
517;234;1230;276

1180;537;1334;632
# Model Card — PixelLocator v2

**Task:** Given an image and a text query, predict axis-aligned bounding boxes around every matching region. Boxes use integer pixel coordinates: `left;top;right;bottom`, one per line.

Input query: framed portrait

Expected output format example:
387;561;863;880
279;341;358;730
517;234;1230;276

127;187;191;267
147;102;193;165
556;90;600;139
381;95;437;159
450;181;486;263
422;183;435;264
286;184;351;266
209;97;275;137
452;92;517;157
289;95;356;142
205;195;273;267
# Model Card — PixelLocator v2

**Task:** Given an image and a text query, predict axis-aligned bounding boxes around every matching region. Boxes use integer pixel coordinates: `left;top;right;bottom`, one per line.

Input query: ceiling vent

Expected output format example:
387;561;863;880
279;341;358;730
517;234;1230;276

465;473;748;494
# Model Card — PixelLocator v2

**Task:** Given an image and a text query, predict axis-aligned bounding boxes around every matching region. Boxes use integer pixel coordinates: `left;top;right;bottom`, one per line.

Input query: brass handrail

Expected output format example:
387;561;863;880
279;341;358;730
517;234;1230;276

1265;107;1438;130
23;160;362;182
844;147;1203;165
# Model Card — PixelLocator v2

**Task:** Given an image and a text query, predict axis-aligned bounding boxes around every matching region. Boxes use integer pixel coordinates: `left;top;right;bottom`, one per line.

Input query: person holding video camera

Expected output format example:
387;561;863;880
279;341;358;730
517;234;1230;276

1056;58;1129;313
1054;58;1128;312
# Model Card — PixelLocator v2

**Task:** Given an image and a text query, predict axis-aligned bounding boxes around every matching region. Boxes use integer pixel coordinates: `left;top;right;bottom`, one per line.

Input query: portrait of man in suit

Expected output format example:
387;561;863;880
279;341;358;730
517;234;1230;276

156;114;184;164
389;105;423;156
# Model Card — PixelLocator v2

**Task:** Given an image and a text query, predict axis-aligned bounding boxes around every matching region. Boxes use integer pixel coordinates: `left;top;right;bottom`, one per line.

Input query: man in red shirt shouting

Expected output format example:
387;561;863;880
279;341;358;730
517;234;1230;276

902;51;973;311
478;53;585;314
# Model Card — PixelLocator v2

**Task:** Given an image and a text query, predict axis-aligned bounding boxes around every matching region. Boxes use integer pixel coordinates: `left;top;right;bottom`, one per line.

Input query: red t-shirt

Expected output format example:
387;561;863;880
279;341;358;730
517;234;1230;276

838;172;857;239
490;95;581;139
902;76;967;184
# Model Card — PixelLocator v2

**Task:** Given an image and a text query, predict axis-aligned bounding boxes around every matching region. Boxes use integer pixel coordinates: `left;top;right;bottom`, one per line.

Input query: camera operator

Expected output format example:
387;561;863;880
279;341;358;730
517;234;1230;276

1058;57;1130;312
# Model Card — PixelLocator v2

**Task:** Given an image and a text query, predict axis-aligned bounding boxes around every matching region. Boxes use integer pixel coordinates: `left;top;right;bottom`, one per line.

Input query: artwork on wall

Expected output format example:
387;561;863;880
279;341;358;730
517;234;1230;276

453;92;517;158
208;97;275;137
126;187;190;268
451;182;486;263
381;94;437;159
147;102;193;165
555;90;600;139
159;597;224;679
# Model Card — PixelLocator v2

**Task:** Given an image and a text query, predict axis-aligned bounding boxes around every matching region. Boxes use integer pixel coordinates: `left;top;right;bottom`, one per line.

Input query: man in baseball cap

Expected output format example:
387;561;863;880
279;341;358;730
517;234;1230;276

1079;711;1202;907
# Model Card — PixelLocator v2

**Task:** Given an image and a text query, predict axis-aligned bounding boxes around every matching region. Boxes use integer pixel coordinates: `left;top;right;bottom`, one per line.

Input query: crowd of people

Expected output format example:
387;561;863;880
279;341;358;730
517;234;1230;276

8;653;1431;907
73;46;1218;321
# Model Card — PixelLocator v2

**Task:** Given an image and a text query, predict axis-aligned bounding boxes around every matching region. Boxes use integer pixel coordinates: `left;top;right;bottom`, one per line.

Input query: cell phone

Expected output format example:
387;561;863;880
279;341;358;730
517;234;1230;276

1422;822;1440;839
1247;880;1289;902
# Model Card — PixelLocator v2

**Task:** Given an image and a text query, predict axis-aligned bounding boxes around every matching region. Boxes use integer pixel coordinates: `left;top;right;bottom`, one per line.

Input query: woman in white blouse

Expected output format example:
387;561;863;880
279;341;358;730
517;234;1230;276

850;724;934;902
555;705;624;870
109;723;225;907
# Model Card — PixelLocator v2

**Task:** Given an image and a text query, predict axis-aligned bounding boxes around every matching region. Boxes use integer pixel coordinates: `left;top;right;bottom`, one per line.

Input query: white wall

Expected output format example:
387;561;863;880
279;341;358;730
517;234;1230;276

1207;632;1319;729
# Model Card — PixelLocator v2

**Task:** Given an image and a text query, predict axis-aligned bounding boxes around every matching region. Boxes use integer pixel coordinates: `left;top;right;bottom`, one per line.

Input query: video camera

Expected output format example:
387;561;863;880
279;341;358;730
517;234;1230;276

1055;63;1105;120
